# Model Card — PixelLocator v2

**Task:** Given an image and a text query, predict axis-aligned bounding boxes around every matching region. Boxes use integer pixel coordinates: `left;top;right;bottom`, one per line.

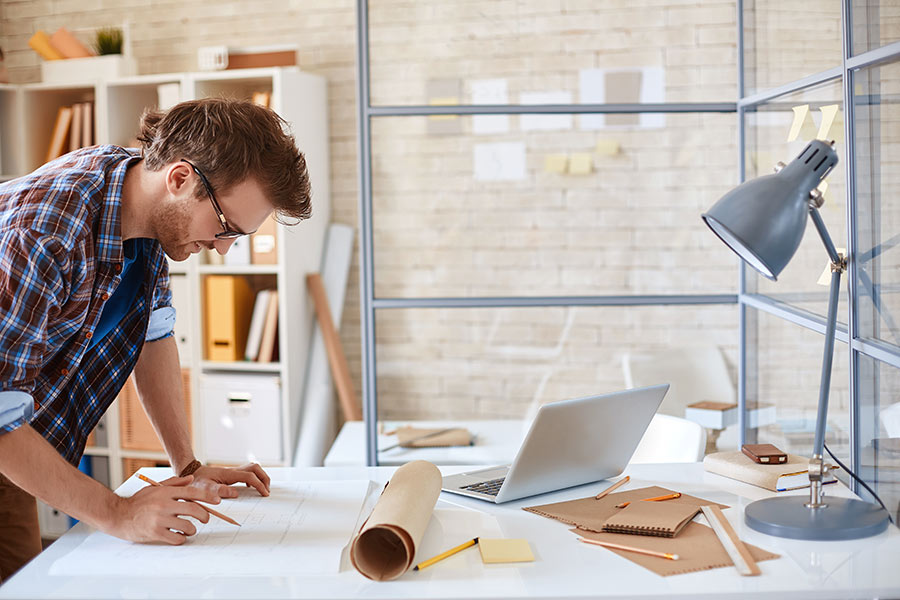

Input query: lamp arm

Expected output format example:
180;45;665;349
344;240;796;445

807;206;844;508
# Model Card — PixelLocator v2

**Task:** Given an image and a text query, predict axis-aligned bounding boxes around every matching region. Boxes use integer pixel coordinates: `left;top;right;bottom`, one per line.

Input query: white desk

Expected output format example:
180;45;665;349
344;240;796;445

324;420;526;466
3;464;900;599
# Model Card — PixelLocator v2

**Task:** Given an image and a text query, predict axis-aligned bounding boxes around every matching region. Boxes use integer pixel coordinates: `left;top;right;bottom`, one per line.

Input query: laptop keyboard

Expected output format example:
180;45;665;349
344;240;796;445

460;477;505;496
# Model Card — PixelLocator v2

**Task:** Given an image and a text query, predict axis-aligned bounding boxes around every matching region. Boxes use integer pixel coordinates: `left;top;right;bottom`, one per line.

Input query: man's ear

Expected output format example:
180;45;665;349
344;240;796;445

165;161;194;198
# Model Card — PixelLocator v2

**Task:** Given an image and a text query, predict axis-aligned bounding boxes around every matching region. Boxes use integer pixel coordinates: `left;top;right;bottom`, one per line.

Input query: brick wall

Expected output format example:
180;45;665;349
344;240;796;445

4;1;889;439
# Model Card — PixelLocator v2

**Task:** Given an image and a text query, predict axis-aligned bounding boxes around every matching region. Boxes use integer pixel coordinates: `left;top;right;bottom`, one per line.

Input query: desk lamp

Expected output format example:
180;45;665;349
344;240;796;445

701;139;890;539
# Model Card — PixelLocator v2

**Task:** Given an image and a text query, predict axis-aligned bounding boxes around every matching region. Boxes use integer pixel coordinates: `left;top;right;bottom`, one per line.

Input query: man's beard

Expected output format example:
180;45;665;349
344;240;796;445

153;198;195;261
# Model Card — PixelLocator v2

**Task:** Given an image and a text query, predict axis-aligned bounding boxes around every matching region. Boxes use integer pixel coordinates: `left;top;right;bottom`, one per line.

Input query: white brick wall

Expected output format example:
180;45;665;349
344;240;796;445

3;0;890;436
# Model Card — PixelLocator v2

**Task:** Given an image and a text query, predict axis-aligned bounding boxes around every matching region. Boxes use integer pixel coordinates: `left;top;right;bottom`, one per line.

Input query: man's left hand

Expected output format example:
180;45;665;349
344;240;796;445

189;463;271;499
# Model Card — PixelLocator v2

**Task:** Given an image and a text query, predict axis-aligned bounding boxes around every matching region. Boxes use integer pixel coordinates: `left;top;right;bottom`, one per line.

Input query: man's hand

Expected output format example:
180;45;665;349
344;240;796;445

190;463;271;499
105;475;220;545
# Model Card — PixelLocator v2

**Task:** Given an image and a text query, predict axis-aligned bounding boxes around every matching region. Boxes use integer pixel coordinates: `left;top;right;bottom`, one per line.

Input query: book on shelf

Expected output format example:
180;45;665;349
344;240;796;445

244;289;272;361
46;106;73;163
204;275;255;362
68;102;83;153
28;30;64;61
81;101;93;147
703;450;836;492
49;27;94;59
257;290;279;363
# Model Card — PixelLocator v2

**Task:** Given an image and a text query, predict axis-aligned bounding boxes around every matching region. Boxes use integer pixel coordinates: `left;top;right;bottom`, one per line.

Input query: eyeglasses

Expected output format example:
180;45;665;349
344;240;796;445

181;159;255;239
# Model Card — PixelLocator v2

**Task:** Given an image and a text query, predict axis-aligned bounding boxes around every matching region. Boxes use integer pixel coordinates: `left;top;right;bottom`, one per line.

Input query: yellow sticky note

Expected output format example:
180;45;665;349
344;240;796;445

787;104;813;142
544;154;568;173
478;538;534;564
428;96;459;121
817;247;846;286
817;104;840;141
568;153;592;175
595;138;620;156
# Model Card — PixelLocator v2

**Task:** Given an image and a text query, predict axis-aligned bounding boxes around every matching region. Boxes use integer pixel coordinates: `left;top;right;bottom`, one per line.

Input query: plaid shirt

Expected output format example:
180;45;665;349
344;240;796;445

0;146;174;464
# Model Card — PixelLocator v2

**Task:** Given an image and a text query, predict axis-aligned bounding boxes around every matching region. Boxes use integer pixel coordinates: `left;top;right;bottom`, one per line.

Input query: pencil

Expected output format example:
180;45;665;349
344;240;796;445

615;491;681;509
413;537;479;571
594;475;630;500
578;537;679;560
137;473;241;526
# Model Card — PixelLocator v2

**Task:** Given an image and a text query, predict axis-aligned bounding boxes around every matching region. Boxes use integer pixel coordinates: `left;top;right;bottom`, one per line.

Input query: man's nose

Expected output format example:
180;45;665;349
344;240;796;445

214;238;237;255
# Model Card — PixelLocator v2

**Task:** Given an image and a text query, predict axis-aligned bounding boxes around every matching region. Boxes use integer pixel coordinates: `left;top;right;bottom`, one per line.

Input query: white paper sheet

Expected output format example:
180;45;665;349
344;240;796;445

471;78;510;135
519;91;573;131
50;480;371;577
473;142;526;181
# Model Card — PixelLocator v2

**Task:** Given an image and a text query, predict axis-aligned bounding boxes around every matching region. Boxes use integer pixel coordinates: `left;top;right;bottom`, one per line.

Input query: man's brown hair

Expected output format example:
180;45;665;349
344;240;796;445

137;98;311;222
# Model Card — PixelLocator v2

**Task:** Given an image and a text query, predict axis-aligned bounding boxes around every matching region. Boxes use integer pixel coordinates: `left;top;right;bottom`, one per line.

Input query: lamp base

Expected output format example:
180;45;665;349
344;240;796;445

745;495;889;540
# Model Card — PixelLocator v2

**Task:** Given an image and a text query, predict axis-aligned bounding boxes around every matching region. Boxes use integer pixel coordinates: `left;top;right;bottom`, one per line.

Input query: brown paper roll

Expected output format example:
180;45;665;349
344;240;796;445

350;460;441;581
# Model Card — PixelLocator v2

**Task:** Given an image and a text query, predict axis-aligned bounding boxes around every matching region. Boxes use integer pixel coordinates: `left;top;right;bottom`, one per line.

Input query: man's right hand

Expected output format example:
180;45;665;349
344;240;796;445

104;475;221;545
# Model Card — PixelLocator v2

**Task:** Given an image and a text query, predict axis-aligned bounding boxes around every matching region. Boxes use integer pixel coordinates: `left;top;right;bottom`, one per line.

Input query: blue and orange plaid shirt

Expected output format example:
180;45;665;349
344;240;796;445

0;146;175;464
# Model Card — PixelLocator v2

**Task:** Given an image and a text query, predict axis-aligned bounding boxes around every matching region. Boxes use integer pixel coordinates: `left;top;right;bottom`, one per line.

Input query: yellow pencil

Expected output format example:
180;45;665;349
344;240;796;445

615;492;681;509
412;537;479;571
578;537;679;560
137;473;241;526
594;475;630;500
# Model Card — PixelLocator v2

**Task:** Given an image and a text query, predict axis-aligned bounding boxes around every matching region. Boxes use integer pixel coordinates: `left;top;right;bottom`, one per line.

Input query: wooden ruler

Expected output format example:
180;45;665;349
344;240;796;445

700;505;761;576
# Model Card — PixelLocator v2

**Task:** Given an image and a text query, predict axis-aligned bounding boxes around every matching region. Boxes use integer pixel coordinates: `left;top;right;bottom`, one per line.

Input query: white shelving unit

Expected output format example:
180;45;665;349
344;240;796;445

0;67;330;492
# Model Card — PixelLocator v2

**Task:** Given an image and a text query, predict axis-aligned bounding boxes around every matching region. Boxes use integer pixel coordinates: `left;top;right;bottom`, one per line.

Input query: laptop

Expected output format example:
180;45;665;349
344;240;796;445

441;384;668;503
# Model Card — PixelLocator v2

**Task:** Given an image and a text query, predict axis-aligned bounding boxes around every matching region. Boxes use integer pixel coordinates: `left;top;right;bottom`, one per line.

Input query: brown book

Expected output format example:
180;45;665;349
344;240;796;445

68;102;83;153
49;27;94;59
256;290;279;363
601;501;700;538
46;106;73;162
250;216;278;264
81;102;93;147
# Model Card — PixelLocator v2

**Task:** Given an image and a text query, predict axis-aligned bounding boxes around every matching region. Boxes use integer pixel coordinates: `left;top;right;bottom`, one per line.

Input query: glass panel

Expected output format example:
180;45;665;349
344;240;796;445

368;1;736;105
372;113;738;297
746;308;850;464
855;60;900;350
852;0;900;55
374;304;739;457
743;79;847;322
742;0;842;95
858;352;900;522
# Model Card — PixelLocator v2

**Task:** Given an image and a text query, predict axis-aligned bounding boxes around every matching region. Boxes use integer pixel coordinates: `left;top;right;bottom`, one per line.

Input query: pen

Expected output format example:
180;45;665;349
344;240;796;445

137;473;241;526
615;492;681;509
594;475;630;500
578;537;679;560
413;537;479;571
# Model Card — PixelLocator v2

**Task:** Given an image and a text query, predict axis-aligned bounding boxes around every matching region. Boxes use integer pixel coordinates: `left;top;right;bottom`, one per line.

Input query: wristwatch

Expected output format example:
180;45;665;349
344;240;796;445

178;459;203;478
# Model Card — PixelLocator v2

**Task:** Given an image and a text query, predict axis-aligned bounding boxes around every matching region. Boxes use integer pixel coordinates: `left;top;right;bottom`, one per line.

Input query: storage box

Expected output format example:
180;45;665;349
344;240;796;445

122;457;167;481
41;54;137;84
200;372;282;464
119;369;192;451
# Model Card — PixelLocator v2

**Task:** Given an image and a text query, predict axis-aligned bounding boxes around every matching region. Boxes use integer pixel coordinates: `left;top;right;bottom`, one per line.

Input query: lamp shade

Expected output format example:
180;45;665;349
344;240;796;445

701;140;838;281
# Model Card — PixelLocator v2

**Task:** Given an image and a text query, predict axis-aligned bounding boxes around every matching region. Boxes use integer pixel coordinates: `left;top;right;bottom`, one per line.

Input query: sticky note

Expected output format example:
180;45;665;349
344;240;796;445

568;153;593;175
817;247;846;286
817;104;840;141
544;154;568;174
595;139;620;156
787;104;813;142
478;538;534;564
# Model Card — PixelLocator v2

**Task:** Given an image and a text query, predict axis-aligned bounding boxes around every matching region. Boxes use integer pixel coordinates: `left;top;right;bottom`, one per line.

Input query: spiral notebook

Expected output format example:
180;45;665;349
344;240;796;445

601;501;700;538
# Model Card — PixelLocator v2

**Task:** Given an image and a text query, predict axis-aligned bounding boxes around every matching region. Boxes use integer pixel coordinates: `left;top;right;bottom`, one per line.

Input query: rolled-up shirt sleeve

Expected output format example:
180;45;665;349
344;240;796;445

0;229;67;434
146;257;174;342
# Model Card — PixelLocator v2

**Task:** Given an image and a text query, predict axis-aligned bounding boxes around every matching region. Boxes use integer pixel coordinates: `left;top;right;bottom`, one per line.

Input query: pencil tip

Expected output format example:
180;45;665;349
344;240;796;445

413;566;419;571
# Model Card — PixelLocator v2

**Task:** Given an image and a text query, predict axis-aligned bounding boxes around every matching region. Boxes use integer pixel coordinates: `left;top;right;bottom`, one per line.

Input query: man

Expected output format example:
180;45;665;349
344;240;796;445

0;98;312;580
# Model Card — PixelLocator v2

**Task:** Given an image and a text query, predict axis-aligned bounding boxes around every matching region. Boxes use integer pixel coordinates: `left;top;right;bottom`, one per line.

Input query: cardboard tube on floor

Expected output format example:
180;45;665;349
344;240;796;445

350;460;441;581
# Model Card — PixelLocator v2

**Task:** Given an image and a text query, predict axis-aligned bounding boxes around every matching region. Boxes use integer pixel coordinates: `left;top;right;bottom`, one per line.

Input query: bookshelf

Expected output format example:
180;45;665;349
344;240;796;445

0;68;330;523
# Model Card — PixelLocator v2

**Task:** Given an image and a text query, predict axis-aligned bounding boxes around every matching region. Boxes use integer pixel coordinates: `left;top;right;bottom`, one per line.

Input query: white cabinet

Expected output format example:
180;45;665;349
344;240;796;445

0;68;330;496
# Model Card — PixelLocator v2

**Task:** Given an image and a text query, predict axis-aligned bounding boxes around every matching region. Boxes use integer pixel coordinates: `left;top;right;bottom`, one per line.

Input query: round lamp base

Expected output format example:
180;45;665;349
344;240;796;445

745;495;889;540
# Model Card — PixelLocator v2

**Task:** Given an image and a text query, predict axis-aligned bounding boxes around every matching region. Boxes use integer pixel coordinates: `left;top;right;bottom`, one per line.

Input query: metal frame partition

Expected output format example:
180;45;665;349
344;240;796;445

355;0;740;465
737;0;900;496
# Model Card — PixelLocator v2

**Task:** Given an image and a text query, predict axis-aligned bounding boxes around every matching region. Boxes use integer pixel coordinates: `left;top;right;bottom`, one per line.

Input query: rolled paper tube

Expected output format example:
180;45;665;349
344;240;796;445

350;460;441;581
